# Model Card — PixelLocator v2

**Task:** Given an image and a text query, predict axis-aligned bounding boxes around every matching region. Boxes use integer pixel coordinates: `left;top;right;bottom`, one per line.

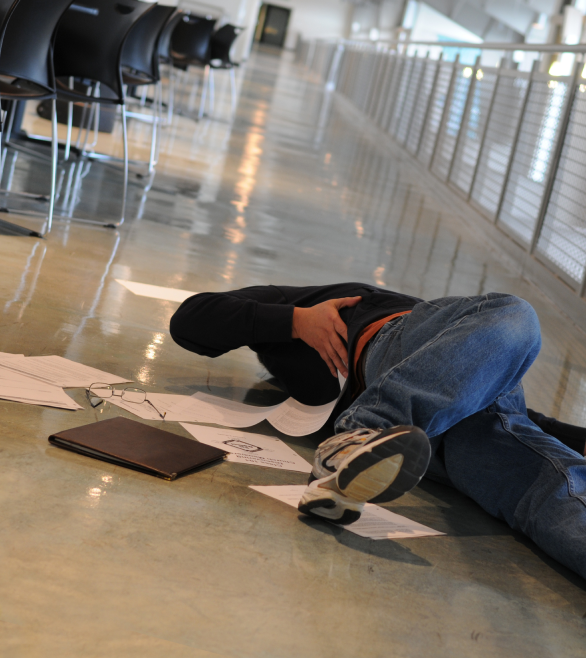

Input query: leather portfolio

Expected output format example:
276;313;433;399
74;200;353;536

48;416;226;480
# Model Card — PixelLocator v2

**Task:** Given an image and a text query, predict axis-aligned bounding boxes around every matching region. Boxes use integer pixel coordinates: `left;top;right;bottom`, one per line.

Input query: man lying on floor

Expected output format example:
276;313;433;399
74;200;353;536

169;283;586;581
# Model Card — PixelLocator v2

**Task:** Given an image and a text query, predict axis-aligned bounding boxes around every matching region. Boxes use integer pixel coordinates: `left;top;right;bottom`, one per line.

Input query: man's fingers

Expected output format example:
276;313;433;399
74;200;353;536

334;296;362;309
333;314;349;341
326;340;348;378
329;332;348;367
320;349;338;378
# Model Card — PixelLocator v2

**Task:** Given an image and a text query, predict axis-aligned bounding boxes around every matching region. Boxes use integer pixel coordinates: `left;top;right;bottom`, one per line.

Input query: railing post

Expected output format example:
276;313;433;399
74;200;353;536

446;55;481;183
381;52;407;131
429;54;460;171
373;50;394;126
529;57;582;255
365;46;386;117
402;52;429;145
490;59;538;220
467;57;506;201
325;42;345;91
413;52;444;157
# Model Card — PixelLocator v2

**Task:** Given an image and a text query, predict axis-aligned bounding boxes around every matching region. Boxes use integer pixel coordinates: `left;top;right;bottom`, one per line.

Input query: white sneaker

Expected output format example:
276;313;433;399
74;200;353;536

298;426;431;525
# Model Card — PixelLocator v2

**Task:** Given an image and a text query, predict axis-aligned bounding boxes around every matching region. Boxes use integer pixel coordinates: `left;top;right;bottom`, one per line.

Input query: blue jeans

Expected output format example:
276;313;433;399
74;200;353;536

336;294;586;580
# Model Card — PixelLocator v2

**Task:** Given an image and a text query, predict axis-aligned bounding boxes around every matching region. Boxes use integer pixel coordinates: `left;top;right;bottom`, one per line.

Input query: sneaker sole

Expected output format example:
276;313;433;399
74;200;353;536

298;492;363;526
336;425;430;504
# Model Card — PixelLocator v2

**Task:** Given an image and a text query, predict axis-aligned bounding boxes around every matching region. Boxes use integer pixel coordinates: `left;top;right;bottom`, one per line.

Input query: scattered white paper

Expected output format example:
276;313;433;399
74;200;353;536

190;392;284;426
0;367;82;410
249;485;445;540
0;354;130;388
180;424;312;473
116;279;197;303
266;397;339;436
99;362;345;436
105;386;340;436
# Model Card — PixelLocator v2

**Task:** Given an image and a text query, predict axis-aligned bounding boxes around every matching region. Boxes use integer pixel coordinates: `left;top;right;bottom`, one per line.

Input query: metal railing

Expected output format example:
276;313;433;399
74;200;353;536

296;38;586;302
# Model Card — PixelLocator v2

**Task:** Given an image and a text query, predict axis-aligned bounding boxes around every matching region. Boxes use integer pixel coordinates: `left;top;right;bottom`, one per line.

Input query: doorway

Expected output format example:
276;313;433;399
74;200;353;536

255;4;291;48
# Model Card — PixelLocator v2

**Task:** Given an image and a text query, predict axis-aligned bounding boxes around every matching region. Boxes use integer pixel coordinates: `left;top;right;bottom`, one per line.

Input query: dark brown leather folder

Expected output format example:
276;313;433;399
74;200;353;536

48;416;226;480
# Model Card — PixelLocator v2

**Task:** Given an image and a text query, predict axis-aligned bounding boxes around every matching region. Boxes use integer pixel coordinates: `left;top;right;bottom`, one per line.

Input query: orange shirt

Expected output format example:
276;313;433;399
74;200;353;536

352;311;412;398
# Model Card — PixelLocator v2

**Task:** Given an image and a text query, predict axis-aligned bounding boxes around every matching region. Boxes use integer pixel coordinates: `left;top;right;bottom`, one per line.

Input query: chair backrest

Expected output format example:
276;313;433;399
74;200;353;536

157;8;184;62
170;14;216;65
210;24;243;65
0;1;19;45
121;4;176;82
53;0;154;102
0;0;74;91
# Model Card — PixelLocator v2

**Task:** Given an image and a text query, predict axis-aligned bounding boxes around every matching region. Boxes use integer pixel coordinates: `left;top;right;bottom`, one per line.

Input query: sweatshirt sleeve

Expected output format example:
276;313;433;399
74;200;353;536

169;286;294;357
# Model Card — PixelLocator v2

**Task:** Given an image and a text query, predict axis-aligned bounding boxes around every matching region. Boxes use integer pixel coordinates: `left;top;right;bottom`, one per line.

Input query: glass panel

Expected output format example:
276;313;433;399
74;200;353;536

499;79;570;244
449;68;498;195
418;61;454;167
406;59;438;155
536;85;586;286
395;57;426;145
470;75;529;217
431;65;473;181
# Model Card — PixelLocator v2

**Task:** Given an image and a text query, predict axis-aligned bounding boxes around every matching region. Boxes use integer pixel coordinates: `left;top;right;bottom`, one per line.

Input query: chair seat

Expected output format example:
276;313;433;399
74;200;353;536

0;77;53;100
209;59;236;70
56;78;121;105
122;70;155;86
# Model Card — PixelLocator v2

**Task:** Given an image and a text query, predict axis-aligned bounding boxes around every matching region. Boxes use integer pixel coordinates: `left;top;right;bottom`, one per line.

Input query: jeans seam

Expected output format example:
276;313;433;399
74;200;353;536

497;412;586;508
365;319;405;373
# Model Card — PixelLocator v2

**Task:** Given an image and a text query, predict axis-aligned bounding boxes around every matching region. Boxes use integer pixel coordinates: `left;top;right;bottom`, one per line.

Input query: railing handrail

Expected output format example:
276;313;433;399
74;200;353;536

317;37;586;54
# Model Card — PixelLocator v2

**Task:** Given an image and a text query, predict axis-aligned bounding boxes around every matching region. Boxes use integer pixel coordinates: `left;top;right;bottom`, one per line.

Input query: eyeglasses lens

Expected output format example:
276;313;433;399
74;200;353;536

122;388;146;404
88;383;113;407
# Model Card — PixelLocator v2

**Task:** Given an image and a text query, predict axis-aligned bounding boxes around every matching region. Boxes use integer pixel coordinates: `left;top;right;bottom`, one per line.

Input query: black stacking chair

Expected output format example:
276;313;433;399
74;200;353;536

0;0;74;237
209;25;243;112
52;0;154;226
170;14;217;119
121;3;177;173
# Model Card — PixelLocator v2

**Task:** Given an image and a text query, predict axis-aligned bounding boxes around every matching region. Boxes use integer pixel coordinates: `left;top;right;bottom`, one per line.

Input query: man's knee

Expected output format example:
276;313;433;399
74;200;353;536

485;293;541;354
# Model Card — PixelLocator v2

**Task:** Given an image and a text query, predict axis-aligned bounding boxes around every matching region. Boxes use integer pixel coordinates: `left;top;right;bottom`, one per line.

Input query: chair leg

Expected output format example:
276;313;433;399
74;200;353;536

167;66;175;123
0;102;16;179
179;68;191;114
187;69;199;113
148;83;159;174
64;77;74;161
80;102;97;157
198;65;210;120
230;67;237;113
119;103;129;226
155;79;164;166
0;108;7;183
4;102;17;144
46;98;59;236
89;83;101;149
208;68;215;115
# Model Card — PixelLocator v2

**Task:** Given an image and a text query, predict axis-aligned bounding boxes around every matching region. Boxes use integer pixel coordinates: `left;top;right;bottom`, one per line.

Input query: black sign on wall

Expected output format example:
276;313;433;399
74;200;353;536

255;4;291;48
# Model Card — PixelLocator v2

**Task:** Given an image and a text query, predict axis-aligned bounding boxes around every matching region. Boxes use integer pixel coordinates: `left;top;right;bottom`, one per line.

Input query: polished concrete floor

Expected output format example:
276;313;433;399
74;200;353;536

1;48;586;656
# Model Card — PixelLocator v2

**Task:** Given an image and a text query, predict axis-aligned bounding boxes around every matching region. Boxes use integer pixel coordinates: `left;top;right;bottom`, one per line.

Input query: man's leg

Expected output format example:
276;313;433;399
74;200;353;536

439;386;586;580
299;293;539;523
336;293;541;437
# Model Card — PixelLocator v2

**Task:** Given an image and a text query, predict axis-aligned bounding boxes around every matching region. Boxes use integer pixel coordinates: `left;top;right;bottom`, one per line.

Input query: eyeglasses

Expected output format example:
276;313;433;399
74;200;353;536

86;382;166;420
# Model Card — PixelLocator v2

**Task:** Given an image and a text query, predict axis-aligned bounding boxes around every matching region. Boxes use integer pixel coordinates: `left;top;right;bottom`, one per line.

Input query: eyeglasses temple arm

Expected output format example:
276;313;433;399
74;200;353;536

146;399;166;420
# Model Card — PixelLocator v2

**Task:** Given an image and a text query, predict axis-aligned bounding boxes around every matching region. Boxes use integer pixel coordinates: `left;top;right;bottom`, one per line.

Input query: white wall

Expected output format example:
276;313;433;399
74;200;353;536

278;0;350;49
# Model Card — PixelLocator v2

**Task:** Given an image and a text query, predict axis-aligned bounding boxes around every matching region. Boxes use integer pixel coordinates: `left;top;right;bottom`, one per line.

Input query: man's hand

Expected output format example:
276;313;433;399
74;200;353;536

292;296;362;378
